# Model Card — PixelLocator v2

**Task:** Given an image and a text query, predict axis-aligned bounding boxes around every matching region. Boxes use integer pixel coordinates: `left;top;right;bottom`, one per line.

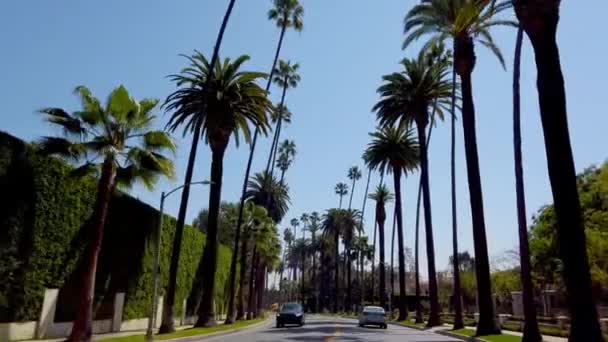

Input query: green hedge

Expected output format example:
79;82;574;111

0;132;232;322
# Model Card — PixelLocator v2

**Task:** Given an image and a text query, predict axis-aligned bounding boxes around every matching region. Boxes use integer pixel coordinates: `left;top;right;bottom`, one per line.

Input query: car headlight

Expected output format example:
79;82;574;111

295;312;303;317
276;313;281;317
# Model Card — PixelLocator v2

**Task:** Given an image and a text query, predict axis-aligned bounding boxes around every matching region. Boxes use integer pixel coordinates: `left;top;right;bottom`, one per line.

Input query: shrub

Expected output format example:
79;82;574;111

0;132;232;322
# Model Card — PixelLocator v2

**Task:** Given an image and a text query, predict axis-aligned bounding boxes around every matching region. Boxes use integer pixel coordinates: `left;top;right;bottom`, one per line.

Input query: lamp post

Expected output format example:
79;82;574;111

146;181;211;341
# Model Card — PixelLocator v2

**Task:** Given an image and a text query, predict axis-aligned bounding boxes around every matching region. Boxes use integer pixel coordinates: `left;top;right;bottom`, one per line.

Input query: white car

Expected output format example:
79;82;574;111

358;306;387;329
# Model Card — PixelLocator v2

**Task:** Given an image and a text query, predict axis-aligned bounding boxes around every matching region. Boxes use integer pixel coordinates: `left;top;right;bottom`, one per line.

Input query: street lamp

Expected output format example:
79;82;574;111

146;181;211;341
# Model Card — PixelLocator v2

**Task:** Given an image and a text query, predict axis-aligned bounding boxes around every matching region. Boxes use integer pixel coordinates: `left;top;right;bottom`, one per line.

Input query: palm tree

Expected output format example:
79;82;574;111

374;52;452;327
363;125;419;321
165;53;271;327
341;209;362;311
511;26;542;342
40;85;175;341
227;0;303;323
335;182;349;208
245;171;291;223
235;203;271;320
358;168;372;307
403;0;513;334
514;2;603;340
347;166;362;209
266;60;301;173
307;211;321;311
290;218;300;285
367;185;393;308
278;227;294;302
158;0;237;332
277;139;297;184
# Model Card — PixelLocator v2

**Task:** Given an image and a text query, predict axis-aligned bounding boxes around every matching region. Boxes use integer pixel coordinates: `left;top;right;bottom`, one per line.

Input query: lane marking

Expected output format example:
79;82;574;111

323;326;342;342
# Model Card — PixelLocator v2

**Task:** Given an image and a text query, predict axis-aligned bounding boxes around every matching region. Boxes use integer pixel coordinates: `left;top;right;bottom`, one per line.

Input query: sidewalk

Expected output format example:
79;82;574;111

23;323;195;342
442;324;567;342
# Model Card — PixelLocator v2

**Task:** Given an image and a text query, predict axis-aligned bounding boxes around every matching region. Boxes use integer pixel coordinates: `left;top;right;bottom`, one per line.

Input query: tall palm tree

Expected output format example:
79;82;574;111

165;53;271;327
278;227;294;303
227;0;303;323
511;26;542;342
367;185;393;309
277;139;297;184
514;2;603;340
341;209;362;311
374;52;452;327
322;209;342;313
335;182;349;208
363;125;419;321
40;85;175;341
358;168;372;307
308;211;321;311
159;0;237;332
403;0;513;334
290;218;300;285
266;60;301;173
347;166;362;209
235;203;271;320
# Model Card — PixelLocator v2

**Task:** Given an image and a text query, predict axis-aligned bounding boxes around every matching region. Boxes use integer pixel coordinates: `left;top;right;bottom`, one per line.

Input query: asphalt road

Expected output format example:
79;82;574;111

198;315;460;342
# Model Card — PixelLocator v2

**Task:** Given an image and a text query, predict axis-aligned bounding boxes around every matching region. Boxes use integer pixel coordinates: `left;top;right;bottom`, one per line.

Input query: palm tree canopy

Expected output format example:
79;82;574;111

368;184;394;205
273;60;301;90
276;153;292;172
373;52;452;129
283;227;294;245
278;139;297;159
267;0;304;31
245;171;290;223
335;182;349;196
403;0;516;68
39;85;175;189
272;104;292;124
164;52;273;151
321;208;362;245
363;125;420;175
348;166;362;181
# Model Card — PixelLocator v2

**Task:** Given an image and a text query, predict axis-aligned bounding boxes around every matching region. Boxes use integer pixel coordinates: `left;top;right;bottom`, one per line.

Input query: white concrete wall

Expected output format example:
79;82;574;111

120;318;149;332
0;321;37;341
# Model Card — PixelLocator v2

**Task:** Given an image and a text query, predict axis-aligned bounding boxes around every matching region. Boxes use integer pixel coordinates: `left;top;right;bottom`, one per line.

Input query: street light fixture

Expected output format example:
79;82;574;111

146;181;211;341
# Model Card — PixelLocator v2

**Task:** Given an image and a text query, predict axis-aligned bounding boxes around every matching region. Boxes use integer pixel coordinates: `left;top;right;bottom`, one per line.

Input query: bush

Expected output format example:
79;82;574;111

0;132;232;322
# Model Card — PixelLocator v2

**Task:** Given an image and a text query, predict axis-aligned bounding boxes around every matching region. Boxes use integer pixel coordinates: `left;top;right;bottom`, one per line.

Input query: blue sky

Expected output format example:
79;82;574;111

1;1;606;277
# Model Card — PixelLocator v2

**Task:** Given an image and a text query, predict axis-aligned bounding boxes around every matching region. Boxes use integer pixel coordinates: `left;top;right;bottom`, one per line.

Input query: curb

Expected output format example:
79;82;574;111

165;319;271;342
388;321;428;331
435;329;488;342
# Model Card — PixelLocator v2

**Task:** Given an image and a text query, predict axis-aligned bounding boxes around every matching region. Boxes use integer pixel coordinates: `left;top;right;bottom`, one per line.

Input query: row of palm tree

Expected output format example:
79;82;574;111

378;0;602;339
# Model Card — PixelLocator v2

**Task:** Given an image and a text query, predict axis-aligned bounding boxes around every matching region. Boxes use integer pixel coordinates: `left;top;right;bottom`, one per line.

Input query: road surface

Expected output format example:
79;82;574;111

197;315;460;341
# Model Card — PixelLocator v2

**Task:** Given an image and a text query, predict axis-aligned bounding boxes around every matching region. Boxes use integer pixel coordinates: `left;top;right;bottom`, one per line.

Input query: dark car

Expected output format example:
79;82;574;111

276;303;305;327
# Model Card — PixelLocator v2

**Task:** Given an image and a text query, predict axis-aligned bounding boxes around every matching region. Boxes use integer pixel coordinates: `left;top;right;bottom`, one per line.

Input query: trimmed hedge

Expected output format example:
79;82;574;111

0;132;232;322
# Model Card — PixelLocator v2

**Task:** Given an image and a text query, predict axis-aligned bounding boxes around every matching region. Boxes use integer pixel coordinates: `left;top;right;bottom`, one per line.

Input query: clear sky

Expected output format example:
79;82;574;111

1;1;606;277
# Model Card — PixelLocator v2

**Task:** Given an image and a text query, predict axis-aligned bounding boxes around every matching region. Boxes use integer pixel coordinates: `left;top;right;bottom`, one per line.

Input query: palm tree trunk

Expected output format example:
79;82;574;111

392;167;408;321
256;262;265;317
390;207;396;315
347;249;352;311
450;55;464;330
378;208;387;309
457;39;500;334
371;221;377;305
416;121;440;327
348;179;356;209
226;20;286;324
162;0;237;331
247;247;258;320
360;169;371;305
512;26;542;342
67;159;115;342
521;15;602;340
236;229;250;320
267;82;288;174
339;195;344;209
333;231;339;313
413;182;423;324
195;148;226;327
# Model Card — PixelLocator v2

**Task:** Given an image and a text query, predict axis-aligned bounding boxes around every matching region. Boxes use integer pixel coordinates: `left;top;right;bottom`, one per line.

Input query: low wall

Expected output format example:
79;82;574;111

0;321;38;341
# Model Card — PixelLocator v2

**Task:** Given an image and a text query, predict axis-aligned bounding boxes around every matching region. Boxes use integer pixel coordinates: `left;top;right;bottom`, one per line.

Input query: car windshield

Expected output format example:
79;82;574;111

281;303;301;312
363;306;385;314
